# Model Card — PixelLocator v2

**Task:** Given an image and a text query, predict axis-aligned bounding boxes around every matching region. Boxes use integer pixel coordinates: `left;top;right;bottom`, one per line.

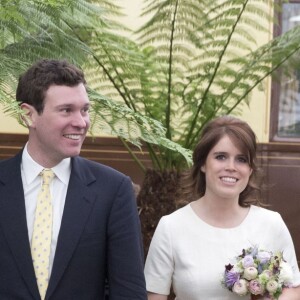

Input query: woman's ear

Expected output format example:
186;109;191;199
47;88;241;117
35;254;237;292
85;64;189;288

20;103;34;127
200;165;205;173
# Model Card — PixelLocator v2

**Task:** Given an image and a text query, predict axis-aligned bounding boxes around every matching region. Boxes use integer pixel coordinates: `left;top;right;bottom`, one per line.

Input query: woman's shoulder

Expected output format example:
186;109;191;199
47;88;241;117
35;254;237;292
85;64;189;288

250;205;283;223
160;203;193;224
155;204;198;239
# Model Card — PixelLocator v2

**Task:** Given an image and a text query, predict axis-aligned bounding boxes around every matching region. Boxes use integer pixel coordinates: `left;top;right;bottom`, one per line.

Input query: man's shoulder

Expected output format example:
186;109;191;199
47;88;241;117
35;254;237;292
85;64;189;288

72;156;133;193
73;156;127;179
0;153;21;169
0;153;22;184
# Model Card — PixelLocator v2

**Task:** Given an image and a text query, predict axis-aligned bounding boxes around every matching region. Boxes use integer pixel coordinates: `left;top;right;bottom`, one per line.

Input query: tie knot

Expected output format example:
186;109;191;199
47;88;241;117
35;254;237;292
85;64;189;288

40;169;55;185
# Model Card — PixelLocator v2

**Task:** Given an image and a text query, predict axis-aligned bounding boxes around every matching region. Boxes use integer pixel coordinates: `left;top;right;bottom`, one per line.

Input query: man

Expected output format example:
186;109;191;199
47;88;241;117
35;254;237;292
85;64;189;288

0;59;147;299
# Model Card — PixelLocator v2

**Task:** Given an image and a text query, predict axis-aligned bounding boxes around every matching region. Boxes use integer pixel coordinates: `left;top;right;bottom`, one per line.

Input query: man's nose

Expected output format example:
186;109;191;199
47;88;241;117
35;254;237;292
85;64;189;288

72;112;89;128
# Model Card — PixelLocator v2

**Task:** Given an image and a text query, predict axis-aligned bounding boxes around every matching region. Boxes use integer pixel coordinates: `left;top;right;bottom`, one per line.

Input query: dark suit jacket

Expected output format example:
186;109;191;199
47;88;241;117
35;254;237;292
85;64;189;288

0;151;147;299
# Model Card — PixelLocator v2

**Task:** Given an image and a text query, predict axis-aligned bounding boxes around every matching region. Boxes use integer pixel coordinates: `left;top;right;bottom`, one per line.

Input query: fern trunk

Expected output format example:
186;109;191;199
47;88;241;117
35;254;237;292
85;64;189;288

137;169;182;300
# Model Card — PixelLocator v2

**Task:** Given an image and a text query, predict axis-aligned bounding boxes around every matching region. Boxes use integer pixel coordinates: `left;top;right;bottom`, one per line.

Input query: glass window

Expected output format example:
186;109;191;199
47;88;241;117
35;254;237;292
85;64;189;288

271;1;300;140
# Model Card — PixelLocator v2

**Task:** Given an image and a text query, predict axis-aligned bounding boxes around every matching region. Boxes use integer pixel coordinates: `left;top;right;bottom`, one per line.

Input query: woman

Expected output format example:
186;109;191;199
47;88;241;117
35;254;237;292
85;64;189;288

144;116;300;300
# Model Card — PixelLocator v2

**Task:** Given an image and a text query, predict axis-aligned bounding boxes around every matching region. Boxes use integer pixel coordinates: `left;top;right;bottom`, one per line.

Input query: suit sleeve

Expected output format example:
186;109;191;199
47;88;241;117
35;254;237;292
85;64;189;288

107;176;147;300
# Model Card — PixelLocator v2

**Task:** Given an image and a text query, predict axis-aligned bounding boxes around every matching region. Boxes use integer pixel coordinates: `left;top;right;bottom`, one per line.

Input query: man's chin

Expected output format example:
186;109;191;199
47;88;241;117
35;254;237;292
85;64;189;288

63;149;81;158
69;151;81;158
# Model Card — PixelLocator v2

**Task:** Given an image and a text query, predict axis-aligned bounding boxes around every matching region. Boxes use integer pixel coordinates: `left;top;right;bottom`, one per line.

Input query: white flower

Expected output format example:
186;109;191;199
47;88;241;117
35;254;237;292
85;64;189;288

266;280;279;294
222;246;295;299
279;261;293;285
243;267;258;280
232;279;249;296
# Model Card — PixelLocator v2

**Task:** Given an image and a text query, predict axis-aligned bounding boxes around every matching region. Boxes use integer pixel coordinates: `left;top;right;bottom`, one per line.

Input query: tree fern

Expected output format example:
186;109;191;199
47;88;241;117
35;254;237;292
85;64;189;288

2;0;300;172
0;0;193;167
83;0;300;171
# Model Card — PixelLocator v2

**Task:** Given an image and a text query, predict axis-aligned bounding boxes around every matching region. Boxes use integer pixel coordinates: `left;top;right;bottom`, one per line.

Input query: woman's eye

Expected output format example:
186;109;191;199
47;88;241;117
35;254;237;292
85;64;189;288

237;156;247;163
216;154;226;160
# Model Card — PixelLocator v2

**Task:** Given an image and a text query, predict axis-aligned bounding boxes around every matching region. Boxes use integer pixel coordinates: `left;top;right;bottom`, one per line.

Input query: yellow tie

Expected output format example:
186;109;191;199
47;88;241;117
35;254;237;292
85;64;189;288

31;169;55;300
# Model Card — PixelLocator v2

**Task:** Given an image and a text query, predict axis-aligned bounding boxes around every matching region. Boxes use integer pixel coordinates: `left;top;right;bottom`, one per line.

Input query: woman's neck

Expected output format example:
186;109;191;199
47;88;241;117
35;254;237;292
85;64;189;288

191;196;250;228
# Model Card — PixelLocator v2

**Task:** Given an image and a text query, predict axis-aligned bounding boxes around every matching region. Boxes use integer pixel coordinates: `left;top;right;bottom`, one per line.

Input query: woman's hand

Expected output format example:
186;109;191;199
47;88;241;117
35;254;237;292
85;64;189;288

278;286;300;300
147;292;168;300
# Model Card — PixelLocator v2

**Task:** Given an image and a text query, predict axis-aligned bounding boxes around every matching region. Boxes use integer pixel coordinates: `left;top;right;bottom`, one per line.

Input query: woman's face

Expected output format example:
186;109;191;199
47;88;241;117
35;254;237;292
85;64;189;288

201;135;252;202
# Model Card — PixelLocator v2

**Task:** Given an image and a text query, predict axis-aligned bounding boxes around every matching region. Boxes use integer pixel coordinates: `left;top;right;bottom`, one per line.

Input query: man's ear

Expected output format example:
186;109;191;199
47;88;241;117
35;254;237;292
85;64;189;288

20;103;34;127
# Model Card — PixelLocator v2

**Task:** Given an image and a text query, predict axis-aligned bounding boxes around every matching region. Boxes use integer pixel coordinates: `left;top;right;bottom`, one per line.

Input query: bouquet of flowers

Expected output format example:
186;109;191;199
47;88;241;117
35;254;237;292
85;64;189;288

222;245;293;299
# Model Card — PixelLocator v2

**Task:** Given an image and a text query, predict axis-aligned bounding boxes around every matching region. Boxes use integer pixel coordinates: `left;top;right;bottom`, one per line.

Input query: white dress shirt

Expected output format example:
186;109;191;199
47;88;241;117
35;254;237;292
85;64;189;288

21;143;71;277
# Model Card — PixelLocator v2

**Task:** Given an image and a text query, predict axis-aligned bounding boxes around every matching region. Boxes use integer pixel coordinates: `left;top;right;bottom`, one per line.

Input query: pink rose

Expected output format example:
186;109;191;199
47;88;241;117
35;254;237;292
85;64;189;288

232;279;249;296
244;267;258;280
249;279;265;295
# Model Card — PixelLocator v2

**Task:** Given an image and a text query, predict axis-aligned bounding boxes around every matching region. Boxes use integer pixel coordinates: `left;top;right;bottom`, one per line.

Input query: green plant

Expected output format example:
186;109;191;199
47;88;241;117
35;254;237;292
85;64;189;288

0;0;192;165
79;2;300;264
2;0;300;172
84;0;300;172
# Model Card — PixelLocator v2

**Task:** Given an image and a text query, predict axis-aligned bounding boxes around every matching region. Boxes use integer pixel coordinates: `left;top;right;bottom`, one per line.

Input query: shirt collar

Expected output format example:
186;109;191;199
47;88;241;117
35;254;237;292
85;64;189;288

22;143;71;185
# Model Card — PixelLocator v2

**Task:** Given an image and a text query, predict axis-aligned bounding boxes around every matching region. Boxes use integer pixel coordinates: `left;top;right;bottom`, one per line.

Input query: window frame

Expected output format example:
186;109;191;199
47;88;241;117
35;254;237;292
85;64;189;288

270;0;300;142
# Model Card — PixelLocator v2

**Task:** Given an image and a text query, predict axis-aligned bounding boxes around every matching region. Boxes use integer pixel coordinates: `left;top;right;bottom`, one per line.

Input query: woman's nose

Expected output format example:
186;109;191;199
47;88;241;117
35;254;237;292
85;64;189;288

225;158;236;171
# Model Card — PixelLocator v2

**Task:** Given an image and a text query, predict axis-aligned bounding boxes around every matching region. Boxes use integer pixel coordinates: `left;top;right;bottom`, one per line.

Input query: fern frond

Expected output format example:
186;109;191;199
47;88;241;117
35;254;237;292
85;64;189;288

88;90;192;164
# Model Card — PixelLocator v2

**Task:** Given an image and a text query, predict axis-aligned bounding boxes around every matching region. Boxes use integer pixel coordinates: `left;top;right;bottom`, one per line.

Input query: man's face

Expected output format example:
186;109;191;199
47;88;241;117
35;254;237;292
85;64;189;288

23;83;90;167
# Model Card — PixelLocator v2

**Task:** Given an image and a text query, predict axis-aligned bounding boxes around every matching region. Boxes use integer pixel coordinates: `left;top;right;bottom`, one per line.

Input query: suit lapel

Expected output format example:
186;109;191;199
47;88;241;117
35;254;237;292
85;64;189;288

0;153;41;300
46;157;97;299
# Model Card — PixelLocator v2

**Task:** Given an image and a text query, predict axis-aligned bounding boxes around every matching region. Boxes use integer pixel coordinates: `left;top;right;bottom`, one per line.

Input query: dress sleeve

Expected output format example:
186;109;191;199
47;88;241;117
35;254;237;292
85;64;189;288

144;216;174;295
275;214;300;287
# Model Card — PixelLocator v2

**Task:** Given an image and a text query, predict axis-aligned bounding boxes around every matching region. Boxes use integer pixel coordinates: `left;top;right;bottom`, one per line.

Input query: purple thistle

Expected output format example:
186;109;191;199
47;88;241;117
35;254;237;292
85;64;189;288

224;269;240;289
257;263;263;274
250;245;258;257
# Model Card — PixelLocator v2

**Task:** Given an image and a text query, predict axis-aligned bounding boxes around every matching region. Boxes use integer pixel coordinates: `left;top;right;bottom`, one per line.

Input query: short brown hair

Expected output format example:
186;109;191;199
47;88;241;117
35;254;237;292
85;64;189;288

16;59;86;114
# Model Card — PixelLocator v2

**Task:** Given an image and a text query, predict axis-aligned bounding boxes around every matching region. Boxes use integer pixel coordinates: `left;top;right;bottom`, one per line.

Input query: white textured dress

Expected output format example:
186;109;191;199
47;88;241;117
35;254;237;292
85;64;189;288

144;204;300;300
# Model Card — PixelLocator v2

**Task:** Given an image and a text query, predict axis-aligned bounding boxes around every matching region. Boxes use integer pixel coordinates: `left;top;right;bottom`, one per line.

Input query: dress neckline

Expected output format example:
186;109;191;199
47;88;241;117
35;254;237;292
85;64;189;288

187;202;253;230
